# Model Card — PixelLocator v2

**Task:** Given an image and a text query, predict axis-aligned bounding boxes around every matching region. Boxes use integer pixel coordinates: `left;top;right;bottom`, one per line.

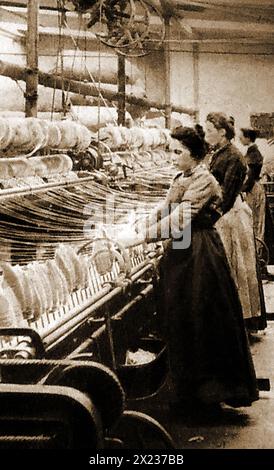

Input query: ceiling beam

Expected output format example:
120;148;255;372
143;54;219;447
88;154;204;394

182;18;274;35
175;0;274;8
0;0;60;9
160;37;274;44
176;1;274;24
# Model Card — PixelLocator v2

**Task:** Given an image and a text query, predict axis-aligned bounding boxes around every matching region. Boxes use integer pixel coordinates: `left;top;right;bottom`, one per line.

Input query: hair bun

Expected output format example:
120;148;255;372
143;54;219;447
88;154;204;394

194;124;205;140
171;126;206;160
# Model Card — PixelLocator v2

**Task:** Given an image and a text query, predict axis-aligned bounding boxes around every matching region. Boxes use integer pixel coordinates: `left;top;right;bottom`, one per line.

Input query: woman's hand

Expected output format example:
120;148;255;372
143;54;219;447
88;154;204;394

115;226;145;248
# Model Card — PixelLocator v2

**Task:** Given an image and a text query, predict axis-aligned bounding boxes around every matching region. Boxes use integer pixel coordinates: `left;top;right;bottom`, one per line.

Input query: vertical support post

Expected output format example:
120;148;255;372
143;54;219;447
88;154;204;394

164;17;171;129
25;0;39;117
60;8;66;116
193;43;200;123
117;54;126;126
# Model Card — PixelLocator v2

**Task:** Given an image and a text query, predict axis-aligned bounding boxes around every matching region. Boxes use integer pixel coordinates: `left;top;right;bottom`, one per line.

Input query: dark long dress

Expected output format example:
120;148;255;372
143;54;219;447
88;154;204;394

143;164;259;407
242;143;265;241
241;144;267;330
209;143;266;330
243;144;274;264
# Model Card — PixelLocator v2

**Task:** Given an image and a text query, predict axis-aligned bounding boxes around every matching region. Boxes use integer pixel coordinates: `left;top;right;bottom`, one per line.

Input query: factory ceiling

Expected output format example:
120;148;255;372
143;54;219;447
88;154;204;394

0;1;273;46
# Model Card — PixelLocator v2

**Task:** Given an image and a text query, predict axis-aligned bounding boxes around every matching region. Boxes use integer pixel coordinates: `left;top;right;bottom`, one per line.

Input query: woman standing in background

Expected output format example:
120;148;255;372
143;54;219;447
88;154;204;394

240;127;265;241
240;127;274;271
205;112;265;329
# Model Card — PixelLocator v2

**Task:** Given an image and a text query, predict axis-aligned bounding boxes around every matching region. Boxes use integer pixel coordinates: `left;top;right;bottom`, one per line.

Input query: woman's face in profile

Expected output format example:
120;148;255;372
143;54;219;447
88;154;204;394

170;140;194;172
205;121;222;146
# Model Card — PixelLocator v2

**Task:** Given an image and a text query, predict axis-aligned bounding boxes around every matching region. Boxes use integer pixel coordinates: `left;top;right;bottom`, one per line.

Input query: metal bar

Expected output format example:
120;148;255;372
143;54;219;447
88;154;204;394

44;258;161;352
0;176;96;200
67;284;154;358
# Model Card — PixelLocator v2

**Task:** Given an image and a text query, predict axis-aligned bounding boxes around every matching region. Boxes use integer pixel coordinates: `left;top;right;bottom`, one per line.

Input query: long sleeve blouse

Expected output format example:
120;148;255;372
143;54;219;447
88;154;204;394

140;164;222;243
209;143;247;214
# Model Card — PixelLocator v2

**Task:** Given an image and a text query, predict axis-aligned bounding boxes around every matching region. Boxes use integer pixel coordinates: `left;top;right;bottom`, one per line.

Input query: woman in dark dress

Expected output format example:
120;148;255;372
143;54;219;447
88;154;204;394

116;126;258;408
205;113;246;214
240;127;274;267
240;127;265;241
205;113;266;330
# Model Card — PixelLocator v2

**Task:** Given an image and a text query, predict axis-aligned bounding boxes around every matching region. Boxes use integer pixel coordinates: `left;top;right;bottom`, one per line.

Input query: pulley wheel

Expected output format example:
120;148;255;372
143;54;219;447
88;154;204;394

106;410;176;449
43;361;125;430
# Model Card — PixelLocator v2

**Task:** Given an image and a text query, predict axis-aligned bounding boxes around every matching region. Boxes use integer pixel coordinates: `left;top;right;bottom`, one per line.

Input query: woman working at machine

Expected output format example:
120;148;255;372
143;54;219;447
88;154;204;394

115;126;258;410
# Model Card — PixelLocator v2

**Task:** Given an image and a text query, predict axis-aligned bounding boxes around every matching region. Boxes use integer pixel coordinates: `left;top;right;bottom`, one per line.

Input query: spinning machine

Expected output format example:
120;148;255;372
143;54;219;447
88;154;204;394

0;0;197;448
0;114;176;449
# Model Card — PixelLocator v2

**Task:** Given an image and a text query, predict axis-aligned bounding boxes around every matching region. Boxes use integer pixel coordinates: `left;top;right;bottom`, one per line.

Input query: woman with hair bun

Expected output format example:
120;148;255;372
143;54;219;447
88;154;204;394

205;112;264;329
240;127;265;241
115;126;258;410
205;112;245;213
240;127;274;269
239;127;273;329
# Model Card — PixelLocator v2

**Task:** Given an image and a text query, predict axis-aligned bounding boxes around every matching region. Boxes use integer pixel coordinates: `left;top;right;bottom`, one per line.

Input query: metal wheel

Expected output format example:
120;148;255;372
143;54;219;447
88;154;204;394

106;410;176;449
42;361;125;430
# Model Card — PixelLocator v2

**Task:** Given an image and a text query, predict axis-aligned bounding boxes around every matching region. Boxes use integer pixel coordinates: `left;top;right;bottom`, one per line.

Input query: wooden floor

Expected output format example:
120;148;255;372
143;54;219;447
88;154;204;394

128;282;274;450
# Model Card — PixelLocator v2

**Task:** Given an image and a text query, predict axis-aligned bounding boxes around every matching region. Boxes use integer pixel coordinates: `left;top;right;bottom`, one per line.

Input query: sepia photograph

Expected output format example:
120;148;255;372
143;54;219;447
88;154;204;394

0;0;274;461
